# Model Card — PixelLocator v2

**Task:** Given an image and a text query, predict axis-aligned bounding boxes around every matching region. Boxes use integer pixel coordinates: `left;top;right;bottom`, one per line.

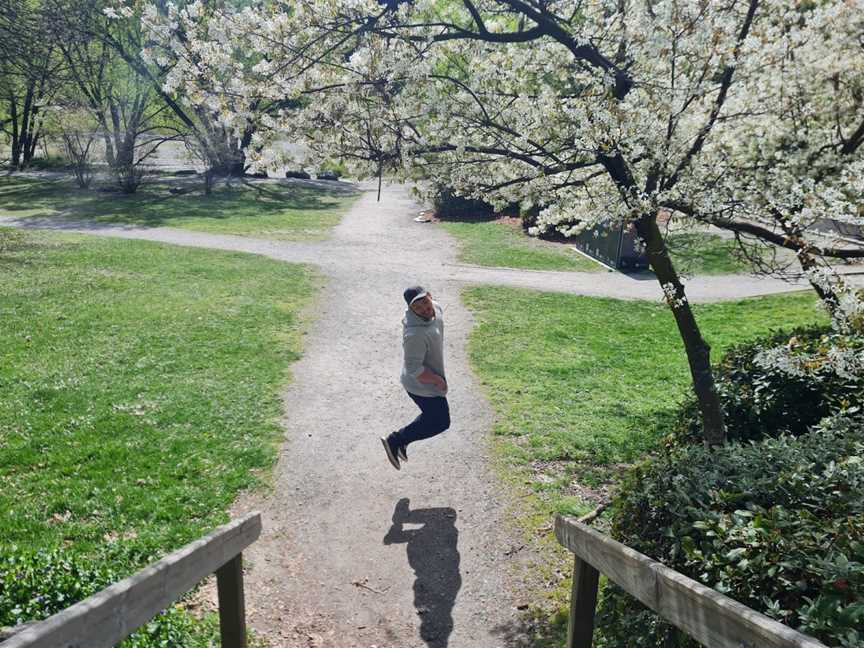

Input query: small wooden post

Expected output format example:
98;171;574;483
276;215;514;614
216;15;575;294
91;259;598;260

567;554;600;648
216;553;247;648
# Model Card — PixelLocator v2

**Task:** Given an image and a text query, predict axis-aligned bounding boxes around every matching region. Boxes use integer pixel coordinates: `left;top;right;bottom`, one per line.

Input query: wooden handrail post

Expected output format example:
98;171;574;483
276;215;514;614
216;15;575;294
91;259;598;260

2;513;261;648
217;553;247;648
567;554;600;648
555;514;828;648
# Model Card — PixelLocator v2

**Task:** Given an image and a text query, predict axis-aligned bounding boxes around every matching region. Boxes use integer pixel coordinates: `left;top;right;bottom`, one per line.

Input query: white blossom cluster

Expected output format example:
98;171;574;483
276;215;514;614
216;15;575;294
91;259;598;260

756;266;864;381
755;335;864;383
661;282;688;311
139;0;863;313
141;1;860;239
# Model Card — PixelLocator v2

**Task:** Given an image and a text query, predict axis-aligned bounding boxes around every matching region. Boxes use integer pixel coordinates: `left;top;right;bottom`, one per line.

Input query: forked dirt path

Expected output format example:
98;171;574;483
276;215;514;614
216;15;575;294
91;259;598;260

2;184;538;647
225;185;536;648
2;181;859;647
3;180;856;304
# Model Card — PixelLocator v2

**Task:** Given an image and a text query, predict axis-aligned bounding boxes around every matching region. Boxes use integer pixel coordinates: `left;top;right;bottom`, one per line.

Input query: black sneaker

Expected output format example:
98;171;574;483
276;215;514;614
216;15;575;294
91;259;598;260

397;445;408;463
381;437;400;470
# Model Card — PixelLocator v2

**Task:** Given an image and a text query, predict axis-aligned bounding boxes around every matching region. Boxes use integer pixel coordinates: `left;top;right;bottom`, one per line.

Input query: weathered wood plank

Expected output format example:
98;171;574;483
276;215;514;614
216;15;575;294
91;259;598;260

3;512;262;648
554;515;827;648
217;553;247;648
567;555;599;648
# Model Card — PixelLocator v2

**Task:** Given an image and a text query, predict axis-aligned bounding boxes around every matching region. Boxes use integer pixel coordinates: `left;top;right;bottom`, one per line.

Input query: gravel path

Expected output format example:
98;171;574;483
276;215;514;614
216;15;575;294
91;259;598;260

224;185;535;648
4;183;857;303
2;182;859;647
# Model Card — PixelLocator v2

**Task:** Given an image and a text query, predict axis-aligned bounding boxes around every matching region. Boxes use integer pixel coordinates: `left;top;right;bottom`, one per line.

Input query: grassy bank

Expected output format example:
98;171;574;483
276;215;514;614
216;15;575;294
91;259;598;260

439;218;794;275
463;286;828;514
438;219;603;272
0;175;357;240
0;228;317;641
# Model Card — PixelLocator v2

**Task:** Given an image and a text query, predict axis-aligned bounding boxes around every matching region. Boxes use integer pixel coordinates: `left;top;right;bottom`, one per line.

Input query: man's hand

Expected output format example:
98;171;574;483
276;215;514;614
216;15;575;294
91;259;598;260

418;368;447;392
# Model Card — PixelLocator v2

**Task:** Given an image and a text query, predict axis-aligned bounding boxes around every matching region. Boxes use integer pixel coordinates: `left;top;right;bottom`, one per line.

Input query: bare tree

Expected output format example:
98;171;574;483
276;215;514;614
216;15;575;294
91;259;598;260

60;127;96;188
45;0;183;192
0;0;64;169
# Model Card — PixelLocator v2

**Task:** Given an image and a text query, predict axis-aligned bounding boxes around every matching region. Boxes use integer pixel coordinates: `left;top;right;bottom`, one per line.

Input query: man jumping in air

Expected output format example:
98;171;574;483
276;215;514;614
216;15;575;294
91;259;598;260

381;286;450;470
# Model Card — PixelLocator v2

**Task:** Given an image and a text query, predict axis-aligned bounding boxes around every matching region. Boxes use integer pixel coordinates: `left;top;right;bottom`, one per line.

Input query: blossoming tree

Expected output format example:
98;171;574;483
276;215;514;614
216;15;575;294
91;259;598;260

143;0;864;446
102;0;279;178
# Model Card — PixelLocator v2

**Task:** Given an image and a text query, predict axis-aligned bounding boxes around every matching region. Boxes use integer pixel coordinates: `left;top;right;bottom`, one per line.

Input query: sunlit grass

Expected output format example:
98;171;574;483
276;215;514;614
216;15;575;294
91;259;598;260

463;286;828;515
666;231;798;275
438;217;797;275
0;229;317;561
439;219;604;271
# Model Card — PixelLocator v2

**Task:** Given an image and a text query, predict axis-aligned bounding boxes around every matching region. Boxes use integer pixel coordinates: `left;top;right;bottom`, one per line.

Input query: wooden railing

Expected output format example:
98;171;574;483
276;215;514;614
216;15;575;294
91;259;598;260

554;514;827;648
1;512;261;648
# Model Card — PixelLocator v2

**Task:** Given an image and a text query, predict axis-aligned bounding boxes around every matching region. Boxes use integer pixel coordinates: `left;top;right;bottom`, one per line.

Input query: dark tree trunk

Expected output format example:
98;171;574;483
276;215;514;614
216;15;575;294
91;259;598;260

208;154;245;178
17;84;35;169
103;131;116;168
9;82;42;170
235;126;255;175
203;167;215;195
212;139;246;177
22;117;40;168
228;157;245;177
9;94;20;168
598;150;727;446
635;212;727;447
105;93;148;194
115;136;137;193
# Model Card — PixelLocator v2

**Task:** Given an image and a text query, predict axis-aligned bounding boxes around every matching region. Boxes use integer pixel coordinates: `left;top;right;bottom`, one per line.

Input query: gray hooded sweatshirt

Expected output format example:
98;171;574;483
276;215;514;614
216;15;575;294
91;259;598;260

400;302;447;397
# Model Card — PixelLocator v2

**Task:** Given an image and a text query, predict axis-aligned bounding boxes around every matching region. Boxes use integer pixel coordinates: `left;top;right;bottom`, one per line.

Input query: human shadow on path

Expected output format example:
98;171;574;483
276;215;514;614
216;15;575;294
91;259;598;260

384;498;461;648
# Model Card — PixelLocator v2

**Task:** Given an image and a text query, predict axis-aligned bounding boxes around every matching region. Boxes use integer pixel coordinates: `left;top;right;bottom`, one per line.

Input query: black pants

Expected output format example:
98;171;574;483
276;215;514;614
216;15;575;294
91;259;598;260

391;392;450;448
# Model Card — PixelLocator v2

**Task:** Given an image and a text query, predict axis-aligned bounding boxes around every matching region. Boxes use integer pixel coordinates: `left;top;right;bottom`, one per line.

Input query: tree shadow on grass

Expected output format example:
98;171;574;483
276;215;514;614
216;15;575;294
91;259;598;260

0;176;72;218
0;175;359;229
384;498;461;648
0;227;77;270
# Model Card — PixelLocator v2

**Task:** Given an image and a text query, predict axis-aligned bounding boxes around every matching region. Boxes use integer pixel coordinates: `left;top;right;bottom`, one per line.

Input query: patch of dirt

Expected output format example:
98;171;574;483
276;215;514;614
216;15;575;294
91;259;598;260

528;459;622;509
496;216;523;228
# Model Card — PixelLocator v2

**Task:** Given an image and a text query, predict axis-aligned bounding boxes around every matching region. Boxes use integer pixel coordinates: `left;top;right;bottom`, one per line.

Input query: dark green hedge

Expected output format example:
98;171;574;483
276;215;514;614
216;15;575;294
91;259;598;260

597;412;864;647
671;325;861;445
431;185;495;220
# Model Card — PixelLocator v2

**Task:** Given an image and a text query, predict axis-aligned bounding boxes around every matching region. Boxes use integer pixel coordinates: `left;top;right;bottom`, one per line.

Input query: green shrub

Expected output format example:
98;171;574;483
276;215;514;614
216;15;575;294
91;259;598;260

0;549;113;627
0;548;204;646
519;203;541;230
597;412;864;647
432;184;495;220
672;325;861;444
28;155;71;171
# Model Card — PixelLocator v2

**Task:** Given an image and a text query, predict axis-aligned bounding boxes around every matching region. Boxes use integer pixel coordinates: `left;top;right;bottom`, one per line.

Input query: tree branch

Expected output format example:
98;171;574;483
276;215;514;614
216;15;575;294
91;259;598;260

663;0;760;191
664;200;864;259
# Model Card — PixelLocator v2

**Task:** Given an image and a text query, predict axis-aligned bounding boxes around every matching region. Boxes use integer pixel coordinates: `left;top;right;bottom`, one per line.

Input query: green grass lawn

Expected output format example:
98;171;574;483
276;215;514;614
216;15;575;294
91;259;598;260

439;219;604;272
665;231;797;275
438;218;795;275
0;175;357;240
0;228;316;641
463;286;828;515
